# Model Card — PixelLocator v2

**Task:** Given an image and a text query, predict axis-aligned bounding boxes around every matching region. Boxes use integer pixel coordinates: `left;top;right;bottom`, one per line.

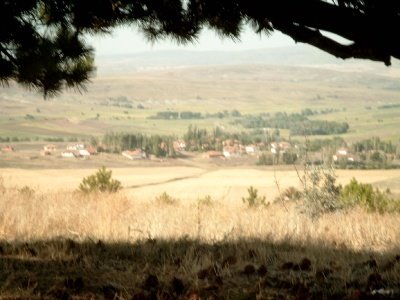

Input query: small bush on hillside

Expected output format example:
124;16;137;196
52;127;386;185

18;186;35;198
197;195;214;207
301;165;342;219
79;167;121;194
282;152;298;164
155;192;179;205
256;153;274;165
275;186;302;202
242;186;268;208
340;178;400;213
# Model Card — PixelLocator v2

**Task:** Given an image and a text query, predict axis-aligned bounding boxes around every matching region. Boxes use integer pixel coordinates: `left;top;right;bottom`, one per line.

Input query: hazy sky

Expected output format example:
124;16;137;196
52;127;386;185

88;25;295;56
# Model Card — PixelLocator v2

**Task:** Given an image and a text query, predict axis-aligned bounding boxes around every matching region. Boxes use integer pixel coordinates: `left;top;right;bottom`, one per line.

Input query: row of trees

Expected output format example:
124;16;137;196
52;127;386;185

257;152;298;166
0;136;79;143
183;125;222;151
149;109;243;120
301;107;342;116
291;120;349;136
101;132;176;158
352;137;398;154
183;125;284;152
149;111;203;120
236;112;349;136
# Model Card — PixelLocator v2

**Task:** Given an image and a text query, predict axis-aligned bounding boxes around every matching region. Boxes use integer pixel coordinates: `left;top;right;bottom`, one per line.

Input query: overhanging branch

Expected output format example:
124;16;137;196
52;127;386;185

273;22;392;65
0;44;17;65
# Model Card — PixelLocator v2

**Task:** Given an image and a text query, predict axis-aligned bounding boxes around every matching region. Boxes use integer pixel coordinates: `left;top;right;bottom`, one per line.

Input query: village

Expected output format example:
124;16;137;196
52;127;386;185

0;139;368;168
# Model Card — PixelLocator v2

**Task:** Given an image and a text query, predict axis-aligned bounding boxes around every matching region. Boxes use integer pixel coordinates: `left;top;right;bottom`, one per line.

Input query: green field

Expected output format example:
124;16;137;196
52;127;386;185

1;63;399;142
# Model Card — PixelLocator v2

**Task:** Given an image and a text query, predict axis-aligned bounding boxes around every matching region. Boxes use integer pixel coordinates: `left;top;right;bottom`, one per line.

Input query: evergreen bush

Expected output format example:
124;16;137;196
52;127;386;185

242;186;268;208
79;167;121;194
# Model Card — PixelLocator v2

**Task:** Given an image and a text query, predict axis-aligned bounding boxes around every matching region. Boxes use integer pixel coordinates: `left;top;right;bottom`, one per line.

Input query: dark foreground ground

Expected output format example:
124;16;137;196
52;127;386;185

0;238;399;299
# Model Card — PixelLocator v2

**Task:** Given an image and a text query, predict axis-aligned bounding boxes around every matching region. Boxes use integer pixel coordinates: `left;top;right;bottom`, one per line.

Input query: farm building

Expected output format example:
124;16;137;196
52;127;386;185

271;142;292;154
1;145;15;152
333;148;355;162
223;145;241;158
67;144;85;151
245;145;258;155
61;151;76;158
86;145;97;155
44;144;56;152
42;144;57;155
173;140;186;152
204;151;224;159
78;149;91;157
122;149;146;160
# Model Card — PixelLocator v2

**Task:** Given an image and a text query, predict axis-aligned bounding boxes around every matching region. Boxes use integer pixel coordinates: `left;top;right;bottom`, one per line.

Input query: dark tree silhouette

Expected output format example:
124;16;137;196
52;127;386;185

1;0;399;96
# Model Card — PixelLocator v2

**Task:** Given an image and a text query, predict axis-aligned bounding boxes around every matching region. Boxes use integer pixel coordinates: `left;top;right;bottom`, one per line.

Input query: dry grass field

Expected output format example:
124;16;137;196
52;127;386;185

1;167;400;245
0;168;400;298
2;166;400;201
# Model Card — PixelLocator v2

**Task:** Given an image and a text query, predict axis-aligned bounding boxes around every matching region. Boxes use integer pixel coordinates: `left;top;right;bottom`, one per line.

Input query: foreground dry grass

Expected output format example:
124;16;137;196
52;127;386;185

1;182;400;298
1;187;400;251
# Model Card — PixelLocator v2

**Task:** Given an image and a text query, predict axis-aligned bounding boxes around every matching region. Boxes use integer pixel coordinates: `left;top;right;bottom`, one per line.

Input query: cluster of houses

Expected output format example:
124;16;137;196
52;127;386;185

122;149;147;160
205;140;295;159
332;147;355;162
39;143;97;158
61;144;97;158
121;139;187;160
119;139;298;161
0;139;366;165
1;145;15;152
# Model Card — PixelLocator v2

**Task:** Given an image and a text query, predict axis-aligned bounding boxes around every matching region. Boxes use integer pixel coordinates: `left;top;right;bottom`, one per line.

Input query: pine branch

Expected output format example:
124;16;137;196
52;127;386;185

0;44;17;65
274;22;392;65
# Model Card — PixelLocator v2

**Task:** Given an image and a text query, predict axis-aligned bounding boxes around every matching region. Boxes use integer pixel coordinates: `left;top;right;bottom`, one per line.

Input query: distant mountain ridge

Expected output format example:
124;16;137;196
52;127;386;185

95;45;400;76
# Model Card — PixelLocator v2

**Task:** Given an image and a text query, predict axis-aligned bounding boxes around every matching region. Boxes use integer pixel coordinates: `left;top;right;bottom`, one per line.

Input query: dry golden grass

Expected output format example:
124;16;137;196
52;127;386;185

1;176;399;252
1;171;400;298
0;182;400;298
2;166;400;201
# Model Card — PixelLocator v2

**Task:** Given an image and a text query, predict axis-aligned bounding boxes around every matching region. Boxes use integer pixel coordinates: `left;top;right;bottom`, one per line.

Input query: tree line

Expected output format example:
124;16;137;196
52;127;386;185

235;112;349;136
101;132;176;158
148;109;242;120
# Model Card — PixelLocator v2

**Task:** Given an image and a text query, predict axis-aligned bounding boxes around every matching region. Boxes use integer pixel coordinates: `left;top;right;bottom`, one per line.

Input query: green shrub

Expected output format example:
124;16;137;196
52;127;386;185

155;192;179;205
79;167;122;193
301;165;342;219
242;186;268;208
340;178;400;213
282;186;303;201
282;152;297;164
256;153;274;165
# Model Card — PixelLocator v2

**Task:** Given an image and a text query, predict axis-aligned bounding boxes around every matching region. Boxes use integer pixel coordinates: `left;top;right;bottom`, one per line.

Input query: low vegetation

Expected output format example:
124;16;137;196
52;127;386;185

242;186;268;208
340;178;400;213
293;165;400;219
300;165;343;219
155;191;180;205
78;166;122;193
235;111;349;136
0;174;399;298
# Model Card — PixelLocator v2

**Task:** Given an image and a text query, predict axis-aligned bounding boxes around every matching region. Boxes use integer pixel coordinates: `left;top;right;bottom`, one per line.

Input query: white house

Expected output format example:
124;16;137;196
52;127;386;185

245;145;257;155
78;149;91;157
67;144;85;151
122;149;146;160
271;142;292;154
61;151;76;158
